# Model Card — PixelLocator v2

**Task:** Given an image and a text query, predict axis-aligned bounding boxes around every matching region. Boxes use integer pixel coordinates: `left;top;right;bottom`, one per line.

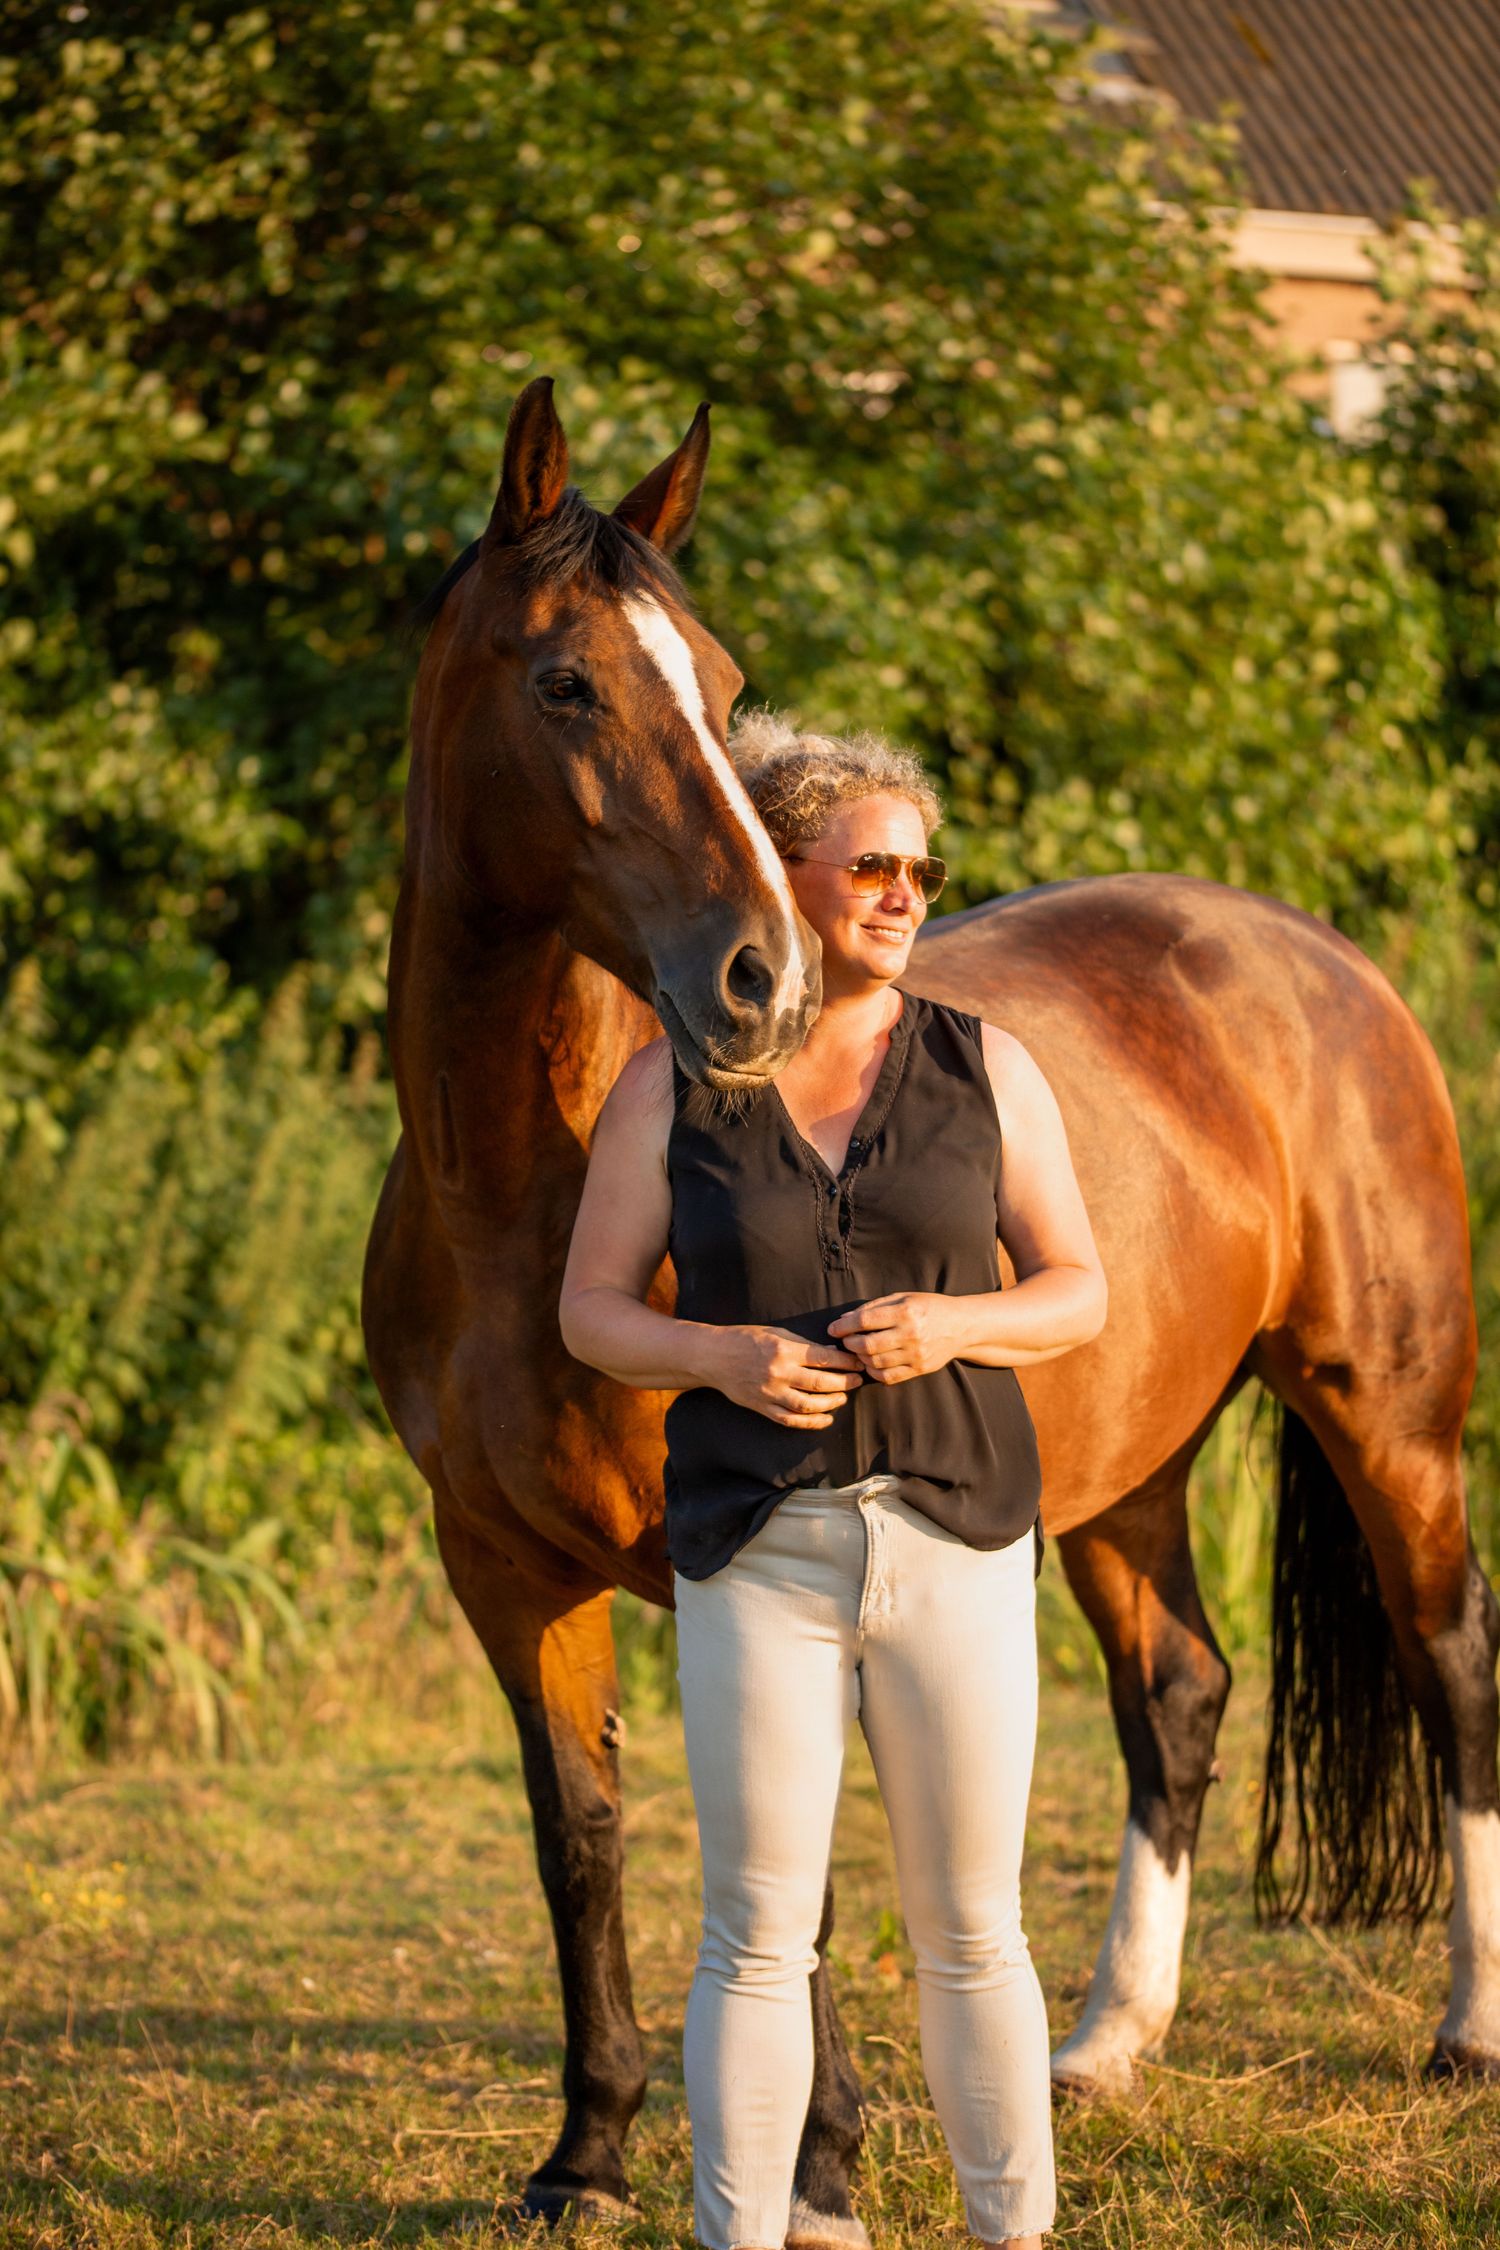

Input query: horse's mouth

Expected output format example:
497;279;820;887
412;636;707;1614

654;987;786;1091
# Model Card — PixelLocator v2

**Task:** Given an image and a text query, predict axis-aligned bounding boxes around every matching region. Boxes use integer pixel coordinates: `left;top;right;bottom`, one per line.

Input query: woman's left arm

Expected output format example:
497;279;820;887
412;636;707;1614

828;1023;1107;1381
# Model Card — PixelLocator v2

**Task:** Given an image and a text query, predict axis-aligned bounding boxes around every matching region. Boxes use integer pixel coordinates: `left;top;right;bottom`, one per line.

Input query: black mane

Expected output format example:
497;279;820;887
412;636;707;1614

410;486;689;642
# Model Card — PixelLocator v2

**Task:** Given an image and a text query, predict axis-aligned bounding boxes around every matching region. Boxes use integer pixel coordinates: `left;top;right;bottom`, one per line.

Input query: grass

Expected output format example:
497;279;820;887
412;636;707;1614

3;1652;1498;2248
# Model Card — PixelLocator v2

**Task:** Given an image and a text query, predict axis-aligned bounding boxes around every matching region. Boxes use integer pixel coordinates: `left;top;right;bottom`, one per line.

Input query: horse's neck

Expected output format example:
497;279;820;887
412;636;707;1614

388;886;655;1243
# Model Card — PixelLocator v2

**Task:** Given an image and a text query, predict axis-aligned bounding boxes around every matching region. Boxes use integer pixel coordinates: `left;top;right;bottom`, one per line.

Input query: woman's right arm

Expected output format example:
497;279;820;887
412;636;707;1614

557;1038;865;1429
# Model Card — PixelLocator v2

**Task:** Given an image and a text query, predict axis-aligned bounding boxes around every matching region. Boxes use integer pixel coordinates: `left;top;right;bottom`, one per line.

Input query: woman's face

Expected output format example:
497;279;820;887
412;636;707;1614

783;792;932;997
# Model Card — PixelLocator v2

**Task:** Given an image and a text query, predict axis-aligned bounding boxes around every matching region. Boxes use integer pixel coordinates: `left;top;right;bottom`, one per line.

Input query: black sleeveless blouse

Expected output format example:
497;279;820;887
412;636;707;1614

663;991;1044;1580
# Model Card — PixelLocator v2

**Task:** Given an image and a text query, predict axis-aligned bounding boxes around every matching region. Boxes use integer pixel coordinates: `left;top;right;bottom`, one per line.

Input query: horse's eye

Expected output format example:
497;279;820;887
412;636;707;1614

537;670;591;706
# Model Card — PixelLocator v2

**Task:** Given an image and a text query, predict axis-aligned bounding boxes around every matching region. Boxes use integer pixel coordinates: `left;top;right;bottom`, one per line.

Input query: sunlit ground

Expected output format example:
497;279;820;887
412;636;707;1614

3;1654;1496;2248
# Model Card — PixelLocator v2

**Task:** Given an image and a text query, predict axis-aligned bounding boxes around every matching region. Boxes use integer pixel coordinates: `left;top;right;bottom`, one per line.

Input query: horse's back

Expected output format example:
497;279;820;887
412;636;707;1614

904;874;1470;1528
911;870;1408;1043
908;872;1451;1179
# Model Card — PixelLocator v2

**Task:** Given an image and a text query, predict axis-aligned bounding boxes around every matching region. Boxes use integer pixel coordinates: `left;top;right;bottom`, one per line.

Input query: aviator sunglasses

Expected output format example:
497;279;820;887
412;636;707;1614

782;849;948;904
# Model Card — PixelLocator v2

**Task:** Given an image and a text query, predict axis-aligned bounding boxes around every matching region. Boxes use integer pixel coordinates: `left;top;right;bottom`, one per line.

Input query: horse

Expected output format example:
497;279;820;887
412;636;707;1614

362;378;1500;2237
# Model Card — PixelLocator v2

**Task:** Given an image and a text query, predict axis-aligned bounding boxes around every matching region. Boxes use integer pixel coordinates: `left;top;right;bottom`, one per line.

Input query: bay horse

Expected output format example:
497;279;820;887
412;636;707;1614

363;379;1500;2236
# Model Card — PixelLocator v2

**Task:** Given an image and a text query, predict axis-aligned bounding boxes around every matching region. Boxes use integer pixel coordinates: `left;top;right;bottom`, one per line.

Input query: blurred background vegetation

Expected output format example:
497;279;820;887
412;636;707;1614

1;0;1497;1761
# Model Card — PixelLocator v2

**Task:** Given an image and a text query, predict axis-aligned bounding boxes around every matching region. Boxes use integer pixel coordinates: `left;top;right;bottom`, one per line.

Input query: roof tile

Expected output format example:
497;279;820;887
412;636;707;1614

1100;0;1500;218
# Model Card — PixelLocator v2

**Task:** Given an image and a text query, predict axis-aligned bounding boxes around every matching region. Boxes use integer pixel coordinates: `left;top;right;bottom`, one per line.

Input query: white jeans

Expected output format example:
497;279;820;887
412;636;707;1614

674;1474;1055;2249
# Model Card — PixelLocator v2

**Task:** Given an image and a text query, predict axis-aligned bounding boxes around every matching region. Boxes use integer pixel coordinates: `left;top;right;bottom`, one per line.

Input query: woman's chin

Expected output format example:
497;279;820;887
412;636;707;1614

825;938;913;985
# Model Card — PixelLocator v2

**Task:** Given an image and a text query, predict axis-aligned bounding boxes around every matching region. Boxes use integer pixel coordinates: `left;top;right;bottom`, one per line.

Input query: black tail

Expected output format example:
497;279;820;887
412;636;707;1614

1254;1400;1444;1927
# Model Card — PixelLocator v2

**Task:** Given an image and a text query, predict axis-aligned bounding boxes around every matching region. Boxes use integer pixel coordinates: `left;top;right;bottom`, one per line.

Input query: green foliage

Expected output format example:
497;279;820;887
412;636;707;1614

0;0;1464;1072
1379;908;1500;1570
0;974;390;1504
0;1399;304;1760
1370;198;1500;910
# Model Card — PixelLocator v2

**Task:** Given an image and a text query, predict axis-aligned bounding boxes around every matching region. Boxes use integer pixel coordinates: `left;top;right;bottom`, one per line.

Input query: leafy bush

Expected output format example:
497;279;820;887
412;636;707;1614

0;972;394;1526
0;0;1463;1071
1371;201;1500;912
1379;908;1500;1571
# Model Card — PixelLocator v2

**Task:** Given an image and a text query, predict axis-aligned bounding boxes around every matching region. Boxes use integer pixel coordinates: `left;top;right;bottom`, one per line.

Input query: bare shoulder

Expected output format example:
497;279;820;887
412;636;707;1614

609;1032;675;1107
598;1033;676;1148
977;1021;1064;1127
978;1020;1045;1091
977;1020;1032;1076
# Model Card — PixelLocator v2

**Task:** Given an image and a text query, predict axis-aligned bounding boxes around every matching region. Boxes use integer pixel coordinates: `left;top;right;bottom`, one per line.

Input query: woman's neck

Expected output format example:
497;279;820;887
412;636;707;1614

797;977;904;1064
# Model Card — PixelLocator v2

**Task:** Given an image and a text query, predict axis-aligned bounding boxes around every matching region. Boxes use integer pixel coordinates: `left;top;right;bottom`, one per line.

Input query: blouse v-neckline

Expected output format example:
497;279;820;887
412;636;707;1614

770;991;917;1182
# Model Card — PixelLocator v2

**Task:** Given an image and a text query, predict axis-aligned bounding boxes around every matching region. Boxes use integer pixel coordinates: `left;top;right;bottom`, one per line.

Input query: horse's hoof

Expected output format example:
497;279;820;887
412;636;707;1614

1049;2050;1141;2101
519;2179;636;2228
785;2194;872;2250
1426;2038;1500;2084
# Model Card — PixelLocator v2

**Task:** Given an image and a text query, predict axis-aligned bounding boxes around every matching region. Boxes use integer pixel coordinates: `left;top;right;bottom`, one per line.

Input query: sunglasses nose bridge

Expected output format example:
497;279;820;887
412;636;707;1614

877;865;922;908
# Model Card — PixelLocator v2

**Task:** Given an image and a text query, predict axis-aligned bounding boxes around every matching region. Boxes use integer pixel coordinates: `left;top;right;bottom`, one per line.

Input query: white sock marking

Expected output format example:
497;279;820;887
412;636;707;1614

621;595;806;1025
1438;1797;1500;2058
1051;1820;1192;2089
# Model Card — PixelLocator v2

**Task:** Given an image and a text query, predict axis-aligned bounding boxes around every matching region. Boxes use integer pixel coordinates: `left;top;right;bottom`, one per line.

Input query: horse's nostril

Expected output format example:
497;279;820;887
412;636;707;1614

725;943;776;1011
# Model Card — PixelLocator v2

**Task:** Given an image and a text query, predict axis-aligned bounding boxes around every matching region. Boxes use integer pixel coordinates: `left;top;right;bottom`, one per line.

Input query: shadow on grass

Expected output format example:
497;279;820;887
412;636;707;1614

0;2169;526;2244
2;2001;567;2080
18;1749;526;1816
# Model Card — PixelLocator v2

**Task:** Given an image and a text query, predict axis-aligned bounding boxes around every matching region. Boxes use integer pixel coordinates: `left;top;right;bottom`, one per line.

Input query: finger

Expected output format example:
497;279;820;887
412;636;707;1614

829;1309;901;1338
802;1342;865;1368
829;1295;903;1328
775;1407;836;1428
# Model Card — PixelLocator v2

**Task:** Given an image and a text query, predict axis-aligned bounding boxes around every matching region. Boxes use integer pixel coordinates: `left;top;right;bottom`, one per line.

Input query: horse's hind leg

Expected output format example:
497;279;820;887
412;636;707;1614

1254;1337;1500;2077
434;1493;647;2216
1050;1462;1232;2095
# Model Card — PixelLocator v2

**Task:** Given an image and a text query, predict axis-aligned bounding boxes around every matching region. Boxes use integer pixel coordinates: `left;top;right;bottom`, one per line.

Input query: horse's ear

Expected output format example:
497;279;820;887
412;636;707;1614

486;376;570;545
612;403;711;554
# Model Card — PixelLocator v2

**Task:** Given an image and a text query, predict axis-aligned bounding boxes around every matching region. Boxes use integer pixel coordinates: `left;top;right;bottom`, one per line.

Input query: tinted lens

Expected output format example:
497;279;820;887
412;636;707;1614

846;852;946;901
848;854;897;894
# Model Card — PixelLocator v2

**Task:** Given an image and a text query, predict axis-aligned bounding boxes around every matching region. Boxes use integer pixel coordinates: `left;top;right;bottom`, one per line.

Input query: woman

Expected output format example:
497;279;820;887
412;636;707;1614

559;715;1107;2250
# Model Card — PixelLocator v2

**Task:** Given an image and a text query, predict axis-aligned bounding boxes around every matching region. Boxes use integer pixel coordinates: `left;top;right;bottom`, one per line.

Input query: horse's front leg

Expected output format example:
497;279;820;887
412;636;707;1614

789;1880;871;2250
435;1494;646;2218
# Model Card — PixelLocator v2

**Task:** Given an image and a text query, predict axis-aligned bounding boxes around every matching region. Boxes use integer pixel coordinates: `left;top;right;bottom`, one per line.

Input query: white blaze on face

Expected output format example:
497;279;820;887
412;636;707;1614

1051;1820;1193;2092
620;594;805;1023
1437;1798;1500;2059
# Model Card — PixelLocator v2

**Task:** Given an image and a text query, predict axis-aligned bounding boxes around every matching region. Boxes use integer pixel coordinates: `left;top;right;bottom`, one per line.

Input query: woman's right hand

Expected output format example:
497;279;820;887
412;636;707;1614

702;1325;865;1428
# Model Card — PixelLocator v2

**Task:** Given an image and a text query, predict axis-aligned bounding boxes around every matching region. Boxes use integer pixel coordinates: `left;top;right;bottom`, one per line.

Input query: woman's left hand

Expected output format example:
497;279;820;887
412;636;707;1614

826;1293;967;1383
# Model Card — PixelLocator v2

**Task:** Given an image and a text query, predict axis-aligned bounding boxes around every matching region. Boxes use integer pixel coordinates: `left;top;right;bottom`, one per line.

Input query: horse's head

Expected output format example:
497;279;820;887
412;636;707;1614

409;378;819;1085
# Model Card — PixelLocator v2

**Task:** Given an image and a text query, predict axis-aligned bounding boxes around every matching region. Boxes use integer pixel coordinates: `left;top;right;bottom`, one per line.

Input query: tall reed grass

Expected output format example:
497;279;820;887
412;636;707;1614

0;1398;304;1760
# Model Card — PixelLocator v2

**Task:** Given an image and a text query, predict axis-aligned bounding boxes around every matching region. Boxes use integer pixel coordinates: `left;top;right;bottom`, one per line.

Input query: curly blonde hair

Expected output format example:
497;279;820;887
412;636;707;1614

726;710;943;852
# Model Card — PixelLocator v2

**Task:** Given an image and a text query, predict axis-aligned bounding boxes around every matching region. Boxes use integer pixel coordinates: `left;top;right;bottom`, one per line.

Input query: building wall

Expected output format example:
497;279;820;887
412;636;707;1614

1231;210;1467;435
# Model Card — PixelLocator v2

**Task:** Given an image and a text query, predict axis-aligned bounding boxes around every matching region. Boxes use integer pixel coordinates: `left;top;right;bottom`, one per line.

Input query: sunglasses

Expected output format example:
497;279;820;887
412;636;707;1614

783;850;948;904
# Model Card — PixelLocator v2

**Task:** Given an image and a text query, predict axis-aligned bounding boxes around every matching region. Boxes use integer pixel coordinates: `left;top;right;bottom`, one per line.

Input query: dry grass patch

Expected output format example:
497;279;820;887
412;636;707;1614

1;1677;1496;2245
